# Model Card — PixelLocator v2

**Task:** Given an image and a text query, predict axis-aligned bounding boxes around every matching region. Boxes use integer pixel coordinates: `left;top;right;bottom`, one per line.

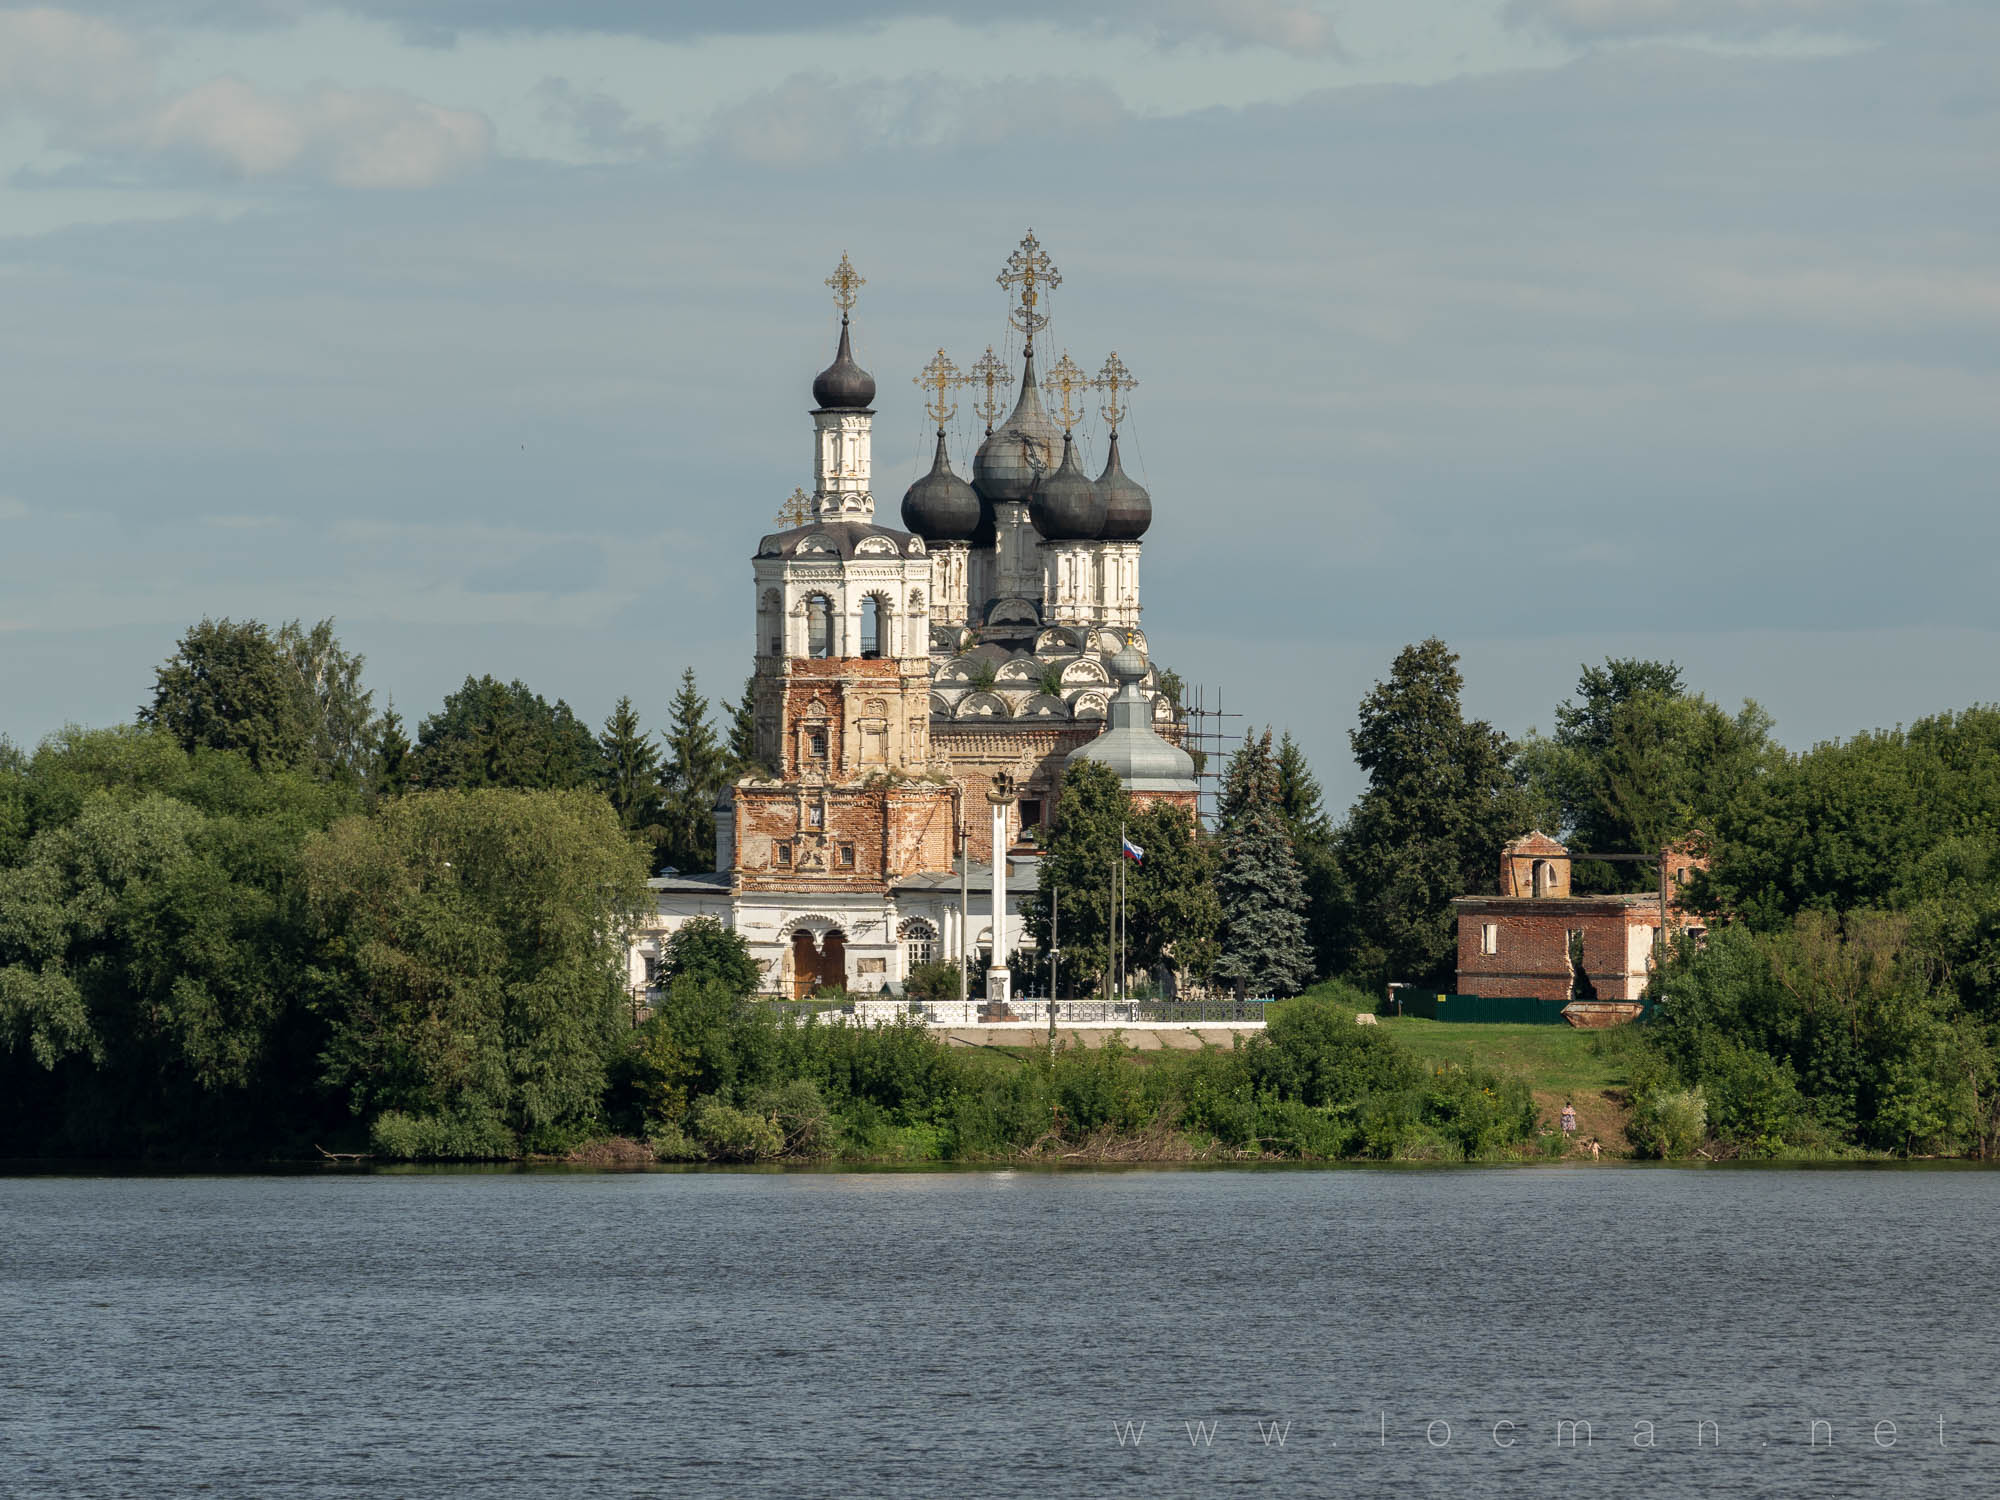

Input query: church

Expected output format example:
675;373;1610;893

631;235;1198;1007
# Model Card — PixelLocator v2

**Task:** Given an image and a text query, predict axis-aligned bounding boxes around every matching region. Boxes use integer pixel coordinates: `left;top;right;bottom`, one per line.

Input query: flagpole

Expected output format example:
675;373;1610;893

1120;822;1129;1008
1112;836;1128;1012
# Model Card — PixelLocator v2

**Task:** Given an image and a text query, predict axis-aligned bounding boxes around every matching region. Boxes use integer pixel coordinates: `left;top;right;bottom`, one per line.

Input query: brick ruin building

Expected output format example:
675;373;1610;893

633;237;1200;1002
1451;831;1709;1007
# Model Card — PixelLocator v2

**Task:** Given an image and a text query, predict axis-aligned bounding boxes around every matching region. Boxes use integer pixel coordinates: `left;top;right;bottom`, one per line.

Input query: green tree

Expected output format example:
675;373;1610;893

275;617;379;783
409;675;600;793
724;675;760;773
659;669;727;874
1021;760;1128;996
301;787;650;1155
1704;707;2000;930
662;916;762;997
1021;762;1220;996
1330;639;1535;989
1516;658;1775;892
1126;798;1221;988
1214;730;1314;998
371;704;412;799
141;618;312;771
598;696;666;854
1274;729;1339;981
0;728;357;1155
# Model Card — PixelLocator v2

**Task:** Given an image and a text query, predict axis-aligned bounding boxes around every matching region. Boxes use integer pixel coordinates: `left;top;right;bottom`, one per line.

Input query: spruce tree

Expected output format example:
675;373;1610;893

723;675;759;774
371;703;412;800
1213;730;1314;998
598;696;666;862
659;668;726;873
1274;729;1340;981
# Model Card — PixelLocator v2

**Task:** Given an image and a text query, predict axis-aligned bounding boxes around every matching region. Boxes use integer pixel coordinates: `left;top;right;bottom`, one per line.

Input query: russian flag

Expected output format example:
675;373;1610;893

1121;835;1144;864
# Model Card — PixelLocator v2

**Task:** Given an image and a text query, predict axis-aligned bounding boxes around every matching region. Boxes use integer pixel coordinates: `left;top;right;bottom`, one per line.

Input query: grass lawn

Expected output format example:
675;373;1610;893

1370;1017;1649;1151
1373;1017;1645;1096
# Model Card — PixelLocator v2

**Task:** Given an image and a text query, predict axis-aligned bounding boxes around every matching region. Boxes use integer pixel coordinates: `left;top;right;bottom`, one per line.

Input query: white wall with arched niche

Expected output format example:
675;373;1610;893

754;546;930;663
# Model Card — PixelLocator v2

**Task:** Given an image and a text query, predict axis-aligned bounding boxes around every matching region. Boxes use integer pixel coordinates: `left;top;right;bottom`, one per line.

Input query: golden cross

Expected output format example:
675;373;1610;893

774;486;811;527
913;348;961;428
825;252;864;314
997;230;1059;345
963;345;1013;434
1044;351;1090;432
1093;352;1137;430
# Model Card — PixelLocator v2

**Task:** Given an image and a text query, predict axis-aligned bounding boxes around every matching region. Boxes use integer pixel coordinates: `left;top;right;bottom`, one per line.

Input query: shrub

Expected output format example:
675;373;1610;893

1253;1097;1355;1158
1627;1085;1708;1159
369;1108;517;1161
645;1121;701;1161
752;1078;833;1158
692;1098;783;1161
905;959;962;1003
663;917;762;997
1244;995;1419;1107
1703;1042;1805;1153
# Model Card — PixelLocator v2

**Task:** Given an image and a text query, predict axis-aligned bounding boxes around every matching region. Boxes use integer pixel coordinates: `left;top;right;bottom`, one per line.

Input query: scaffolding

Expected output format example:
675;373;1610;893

1179;682;1244;827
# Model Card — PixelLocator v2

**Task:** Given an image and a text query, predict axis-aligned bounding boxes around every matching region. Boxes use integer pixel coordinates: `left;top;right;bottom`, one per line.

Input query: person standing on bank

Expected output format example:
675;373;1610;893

1561;1101;1577;1137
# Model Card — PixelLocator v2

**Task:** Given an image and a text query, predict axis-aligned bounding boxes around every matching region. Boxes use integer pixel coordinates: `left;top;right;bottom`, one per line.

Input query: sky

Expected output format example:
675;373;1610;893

1;0;1996;808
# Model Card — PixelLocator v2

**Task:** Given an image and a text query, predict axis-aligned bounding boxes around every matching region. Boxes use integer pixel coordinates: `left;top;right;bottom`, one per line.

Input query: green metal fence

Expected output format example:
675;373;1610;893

1396;992;1573;1024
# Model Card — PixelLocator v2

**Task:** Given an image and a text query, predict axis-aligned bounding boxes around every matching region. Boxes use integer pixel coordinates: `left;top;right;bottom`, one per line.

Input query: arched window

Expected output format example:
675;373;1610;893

902;918;937;970
761;589;782;657
860;595;882;659
806;594;833;658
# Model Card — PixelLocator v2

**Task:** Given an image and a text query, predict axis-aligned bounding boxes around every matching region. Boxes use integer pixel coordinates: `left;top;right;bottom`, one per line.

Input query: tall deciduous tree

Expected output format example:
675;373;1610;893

1214;730;1314;998
1022;760;1127;996
659;669;726;874
275;617;378;784
141;618;312;771
1331;638;1535;989
1513;657;1775;892
409;676;599;792
1024;762;1219;995
0;727;357;1155
301;788;649;1155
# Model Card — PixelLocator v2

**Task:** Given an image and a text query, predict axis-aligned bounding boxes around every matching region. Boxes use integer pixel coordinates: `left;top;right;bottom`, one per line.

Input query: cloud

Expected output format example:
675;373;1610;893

0;496;29;520
1504;0;1895;40
533;76;666;159
0;5;491;187
55;0;1338;52
707;71;1127;169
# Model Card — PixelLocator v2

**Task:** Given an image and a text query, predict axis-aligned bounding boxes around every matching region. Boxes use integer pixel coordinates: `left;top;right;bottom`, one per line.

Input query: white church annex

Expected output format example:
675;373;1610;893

628;235;1198;1008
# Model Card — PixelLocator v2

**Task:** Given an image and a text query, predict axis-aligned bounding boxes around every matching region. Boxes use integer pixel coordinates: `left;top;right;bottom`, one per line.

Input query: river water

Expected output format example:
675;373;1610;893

3;1165;1995;1498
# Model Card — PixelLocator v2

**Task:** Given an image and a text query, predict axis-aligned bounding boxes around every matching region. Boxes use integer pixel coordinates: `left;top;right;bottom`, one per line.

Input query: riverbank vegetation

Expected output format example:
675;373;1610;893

6;616;2000;1163
611;974;1540;1166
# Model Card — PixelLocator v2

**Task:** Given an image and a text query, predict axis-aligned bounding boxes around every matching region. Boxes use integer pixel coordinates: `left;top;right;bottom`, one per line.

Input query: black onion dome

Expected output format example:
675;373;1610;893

901;430;981;541
812;317;876;409
1095;430;1152;540
1029;431;1106;541
972;348;1060;502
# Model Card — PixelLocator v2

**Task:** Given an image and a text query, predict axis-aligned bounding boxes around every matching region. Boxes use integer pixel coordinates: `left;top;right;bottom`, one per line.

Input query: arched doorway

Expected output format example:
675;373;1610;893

789;925;849;998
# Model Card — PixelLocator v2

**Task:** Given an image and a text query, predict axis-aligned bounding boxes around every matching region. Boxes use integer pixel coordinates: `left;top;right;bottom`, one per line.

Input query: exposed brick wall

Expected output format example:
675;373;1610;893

734;779;957;895
1454;897;1656;1003
933;724;1092;862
